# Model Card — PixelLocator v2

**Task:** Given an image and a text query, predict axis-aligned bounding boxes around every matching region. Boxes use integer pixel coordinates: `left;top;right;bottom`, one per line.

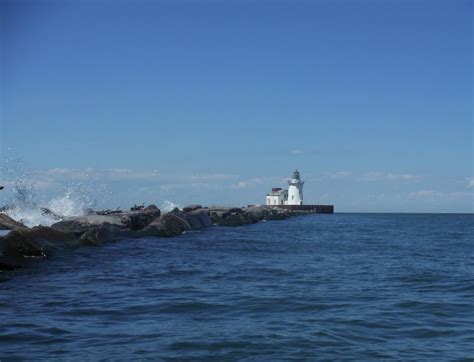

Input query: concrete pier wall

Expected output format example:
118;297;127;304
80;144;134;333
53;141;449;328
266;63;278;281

272;205;334;214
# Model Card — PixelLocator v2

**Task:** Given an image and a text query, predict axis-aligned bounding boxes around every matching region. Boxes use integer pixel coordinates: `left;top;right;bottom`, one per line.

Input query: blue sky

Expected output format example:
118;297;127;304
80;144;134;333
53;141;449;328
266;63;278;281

1;0;472;212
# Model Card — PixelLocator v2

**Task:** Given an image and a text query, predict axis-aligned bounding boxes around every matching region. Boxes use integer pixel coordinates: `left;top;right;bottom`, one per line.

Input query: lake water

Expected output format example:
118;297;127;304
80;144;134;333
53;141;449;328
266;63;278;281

1;213;473;359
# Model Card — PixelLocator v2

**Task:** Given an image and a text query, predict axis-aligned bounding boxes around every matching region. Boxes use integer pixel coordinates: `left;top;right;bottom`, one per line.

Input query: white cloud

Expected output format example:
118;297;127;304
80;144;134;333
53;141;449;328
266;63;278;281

360;172;422;182
445;191;474;200
47;168;76;174
231;177;264;189
320;193;330;200
45;168;237;183
327;171;353;179
178;174;236;182
290;149;303;155
408;190;441;199
408;190;474;202
467;177;474;188
159;183;212;191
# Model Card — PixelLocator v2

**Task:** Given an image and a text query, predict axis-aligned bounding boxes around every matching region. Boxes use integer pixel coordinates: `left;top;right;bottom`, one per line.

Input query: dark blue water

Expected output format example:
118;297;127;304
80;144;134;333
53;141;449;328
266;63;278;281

1;214;473;360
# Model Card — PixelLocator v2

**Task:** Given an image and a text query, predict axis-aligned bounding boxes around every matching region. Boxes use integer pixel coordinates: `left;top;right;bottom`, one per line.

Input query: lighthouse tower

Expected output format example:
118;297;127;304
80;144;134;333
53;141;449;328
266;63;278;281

286;169;304;205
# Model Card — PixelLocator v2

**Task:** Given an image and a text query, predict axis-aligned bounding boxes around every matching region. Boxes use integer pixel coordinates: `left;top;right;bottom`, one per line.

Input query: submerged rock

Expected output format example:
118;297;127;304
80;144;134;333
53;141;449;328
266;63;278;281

0;226;78;270
2;230;44;258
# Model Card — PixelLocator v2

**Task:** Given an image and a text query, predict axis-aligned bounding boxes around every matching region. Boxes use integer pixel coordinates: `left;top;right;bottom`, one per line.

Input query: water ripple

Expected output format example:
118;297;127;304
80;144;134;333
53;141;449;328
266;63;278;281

0;213;473;359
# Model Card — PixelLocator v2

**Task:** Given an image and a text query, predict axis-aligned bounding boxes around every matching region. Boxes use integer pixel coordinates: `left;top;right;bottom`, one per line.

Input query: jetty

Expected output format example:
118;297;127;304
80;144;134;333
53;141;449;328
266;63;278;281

275;204;334;213
0;204;330;272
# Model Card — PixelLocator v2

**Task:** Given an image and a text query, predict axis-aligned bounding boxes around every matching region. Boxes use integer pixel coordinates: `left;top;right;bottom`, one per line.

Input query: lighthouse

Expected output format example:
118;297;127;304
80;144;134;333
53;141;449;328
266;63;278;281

287;169;304;205
265;169;333;213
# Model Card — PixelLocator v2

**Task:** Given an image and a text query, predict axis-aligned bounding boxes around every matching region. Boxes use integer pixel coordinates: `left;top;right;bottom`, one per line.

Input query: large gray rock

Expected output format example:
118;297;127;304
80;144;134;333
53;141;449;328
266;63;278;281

79;224;134;246
0;203;315;272
52;214;126;233
245;206;290;221
209;207;255;226
1;229;44;258
0;226;78;270
183;204;202;212
138;212;192;237
51;207;161;233
207;206;292;226
184;209;213;229
143;204;159;212
190;209;213;227
0;240;24;270
121;208;161;231
0;213;25;230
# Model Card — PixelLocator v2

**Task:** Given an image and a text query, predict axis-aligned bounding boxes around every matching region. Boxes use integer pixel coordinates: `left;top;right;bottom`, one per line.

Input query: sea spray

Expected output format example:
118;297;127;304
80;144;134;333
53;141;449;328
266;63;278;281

161;200;181;212
1;184;105;228
0;155;184;226
0;156;111;227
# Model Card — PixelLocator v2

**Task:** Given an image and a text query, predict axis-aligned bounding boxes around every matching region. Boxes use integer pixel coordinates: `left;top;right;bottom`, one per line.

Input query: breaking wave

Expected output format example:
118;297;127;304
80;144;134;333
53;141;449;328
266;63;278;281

3;190;97;228
0;155;108;227
0;155;182;227
161;200;181;212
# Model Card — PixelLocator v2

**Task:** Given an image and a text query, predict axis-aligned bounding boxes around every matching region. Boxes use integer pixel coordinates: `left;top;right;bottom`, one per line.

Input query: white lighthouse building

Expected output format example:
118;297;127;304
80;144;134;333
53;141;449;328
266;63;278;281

266;169;304;206
287;169;304;205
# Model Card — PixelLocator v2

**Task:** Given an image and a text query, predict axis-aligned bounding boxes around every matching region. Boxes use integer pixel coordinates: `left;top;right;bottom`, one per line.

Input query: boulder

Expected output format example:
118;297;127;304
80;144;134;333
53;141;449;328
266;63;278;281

209;208;255;226
0;204;316;272
0;241;24;270
3;227;78;251
183;204;202;212
144;204;159;212
51;214;127;233
207;206;292;226
0;213;25;230
1;229;44;258
245;206;289;221
79;224;134;246
121;209;161;231
190;209;213;228
0;226;79;271
139;213;191;237
184;209;212;229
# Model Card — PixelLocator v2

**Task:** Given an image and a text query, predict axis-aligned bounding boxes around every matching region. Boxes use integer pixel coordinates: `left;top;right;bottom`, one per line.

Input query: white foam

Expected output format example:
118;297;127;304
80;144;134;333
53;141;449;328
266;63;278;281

2;190;93;227
161;200;181;212
1;155;181;226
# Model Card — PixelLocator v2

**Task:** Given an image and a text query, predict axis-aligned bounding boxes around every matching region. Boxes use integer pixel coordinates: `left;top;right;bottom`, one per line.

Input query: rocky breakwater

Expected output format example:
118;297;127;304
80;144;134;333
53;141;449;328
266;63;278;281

0;205;314;272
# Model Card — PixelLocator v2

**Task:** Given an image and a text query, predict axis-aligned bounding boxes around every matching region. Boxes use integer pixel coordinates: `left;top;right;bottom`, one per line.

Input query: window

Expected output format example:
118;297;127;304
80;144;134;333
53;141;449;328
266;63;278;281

292;195;294;200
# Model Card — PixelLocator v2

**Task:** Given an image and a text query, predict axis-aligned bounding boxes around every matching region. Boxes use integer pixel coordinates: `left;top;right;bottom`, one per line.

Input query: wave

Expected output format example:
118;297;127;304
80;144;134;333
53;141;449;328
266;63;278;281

0;156;103;227
0;155;182;227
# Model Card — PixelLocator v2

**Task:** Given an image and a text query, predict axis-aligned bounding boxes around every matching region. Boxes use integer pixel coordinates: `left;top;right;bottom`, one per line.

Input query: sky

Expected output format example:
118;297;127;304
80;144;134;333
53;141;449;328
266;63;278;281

0;0;472;212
